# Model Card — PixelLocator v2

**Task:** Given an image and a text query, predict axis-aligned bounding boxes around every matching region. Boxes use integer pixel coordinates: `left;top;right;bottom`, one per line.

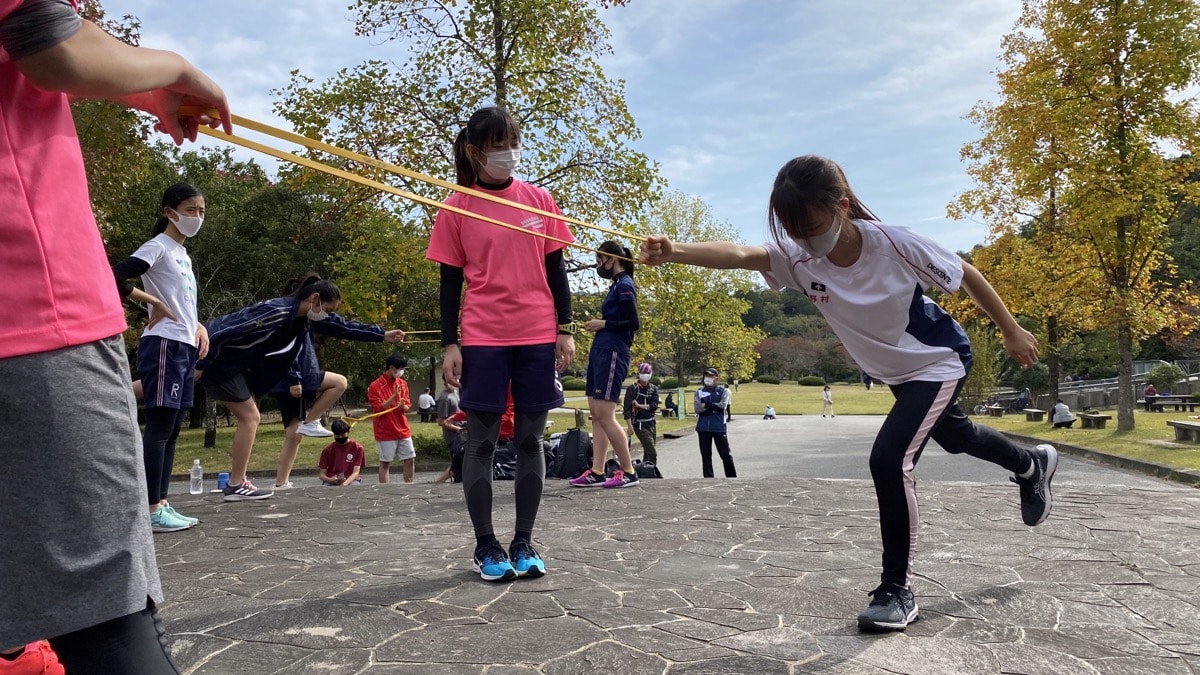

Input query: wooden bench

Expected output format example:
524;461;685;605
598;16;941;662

1022;408;1045;422
1144;395;1197;412
1167;420;1200;443
1080;413;1112;429
985;405;1006;417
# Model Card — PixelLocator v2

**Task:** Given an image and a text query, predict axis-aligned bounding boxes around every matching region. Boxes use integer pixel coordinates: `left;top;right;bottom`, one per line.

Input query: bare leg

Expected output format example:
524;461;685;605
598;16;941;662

225;398;261;485
274;419;302;486
304;372;347;423
592;398;632;472
131;379;143;401
379;460;391;484
587;396;610;473
403;457;415;483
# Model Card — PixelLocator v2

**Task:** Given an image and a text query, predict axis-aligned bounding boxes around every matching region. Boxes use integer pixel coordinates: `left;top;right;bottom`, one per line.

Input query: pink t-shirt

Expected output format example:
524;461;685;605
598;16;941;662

426;180;573;346
0;1;128;358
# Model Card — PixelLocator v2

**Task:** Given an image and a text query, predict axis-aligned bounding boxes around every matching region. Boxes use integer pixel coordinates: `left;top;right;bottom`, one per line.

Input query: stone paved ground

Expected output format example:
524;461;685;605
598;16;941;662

157;475;1200;674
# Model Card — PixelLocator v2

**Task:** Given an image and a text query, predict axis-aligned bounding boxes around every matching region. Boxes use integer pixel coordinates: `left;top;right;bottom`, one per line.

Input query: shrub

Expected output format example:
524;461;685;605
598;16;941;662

755;375;781;384
1145;363;1186;392
650;376;662;386
798;376;826;386
659;377;680;389
562;378;587;391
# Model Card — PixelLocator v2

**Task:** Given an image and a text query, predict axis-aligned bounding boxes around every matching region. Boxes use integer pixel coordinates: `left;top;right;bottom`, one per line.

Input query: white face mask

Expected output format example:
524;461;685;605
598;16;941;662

703;377;716;387
307;306;329;322
638;373;652;383
481;148;520;181
395;368;406;378
802;213;843;259
168;208;204;237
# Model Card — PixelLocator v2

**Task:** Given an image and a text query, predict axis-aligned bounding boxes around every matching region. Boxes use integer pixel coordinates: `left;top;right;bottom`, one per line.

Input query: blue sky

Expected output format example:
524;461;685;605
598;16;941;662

105;0;1021;254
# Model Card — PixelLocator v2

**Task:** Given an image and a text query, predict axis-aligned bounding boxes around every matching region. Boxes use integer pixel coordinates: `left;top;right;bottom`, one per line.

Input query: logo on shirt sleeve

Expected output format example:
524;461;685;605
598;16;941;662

810;281;826;292
926;262;951;285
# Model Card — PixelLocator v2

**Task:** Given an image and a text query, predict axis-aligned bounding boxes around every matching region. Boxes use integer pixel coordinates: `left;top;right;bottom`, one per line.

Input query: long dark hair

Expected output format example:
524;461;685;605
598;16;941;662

287;273;340;303
453;106;521;187
598;240;634;278
767;155;877;245
153;183;204;236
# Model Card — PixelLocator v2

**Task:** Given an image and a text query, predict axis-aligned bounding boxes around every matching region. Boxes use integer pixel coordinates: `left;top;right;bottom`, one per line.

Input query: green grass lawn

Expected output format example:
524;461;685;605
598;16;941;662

167;382;1200;476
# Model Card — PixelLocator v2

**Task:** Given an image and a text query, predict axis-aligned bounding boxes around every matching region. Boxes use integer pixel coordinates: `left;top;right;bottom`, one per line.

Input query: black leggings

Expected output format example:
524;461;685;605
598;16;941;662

462;410;547;542
49;599;179;674
871;379;1032;587
143;407;188;505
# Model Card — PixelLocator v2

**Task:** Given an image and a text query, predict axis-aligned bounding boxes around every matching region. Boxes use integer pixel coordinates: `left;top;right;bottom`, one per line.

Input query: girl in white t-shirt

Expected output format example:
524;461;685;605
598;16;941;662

640;154;1058;633
112;183;209;533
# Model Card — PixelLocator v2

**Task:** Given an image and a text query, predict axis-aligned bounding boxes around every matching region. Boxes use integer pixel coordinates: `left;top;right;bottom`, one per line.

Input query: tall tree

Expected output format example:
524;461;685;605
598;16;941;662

954;0;1200;430
275;0;660;255
636;193;765;382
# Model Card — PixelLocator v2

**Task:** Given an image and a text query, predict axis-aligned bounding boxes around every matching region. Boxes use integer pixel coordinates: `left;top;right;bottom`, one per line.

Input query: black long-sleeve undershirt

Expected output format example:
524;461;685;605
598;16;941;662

111;255;151;297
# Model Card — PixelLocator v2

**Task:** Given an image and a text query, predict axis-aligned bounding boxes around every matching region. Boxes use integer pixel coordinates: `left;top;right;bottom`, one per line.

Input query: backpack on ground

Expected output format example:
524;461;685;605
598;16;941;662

493;441;517;480
550;428;591;479
634;459;664;479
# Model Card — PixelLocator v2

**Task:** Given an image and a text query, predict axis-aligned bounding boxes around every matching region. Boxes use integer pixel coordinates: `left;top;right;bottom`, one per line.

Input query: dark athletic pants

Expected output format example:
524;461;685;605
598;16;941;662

873;379;1032;587
49;599;179;674
697;431;737;478
462;411;547;542
143;407;188;505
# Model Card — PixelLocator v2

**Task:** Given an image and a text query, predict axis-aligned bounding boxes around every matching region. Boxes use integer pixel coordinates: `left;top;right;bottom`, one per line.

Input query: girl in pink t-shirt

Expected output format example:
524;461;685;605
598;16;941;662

427;106;575;582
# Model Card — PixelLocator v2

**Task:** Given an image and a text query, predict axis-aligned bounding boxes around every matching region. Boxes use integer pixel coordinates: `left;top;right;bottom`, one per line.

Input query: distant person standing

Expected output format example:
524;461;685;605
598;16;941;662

694;367;736;478
822;385;835;417
367;353;414;483
623;362;660;467
435;380;463;483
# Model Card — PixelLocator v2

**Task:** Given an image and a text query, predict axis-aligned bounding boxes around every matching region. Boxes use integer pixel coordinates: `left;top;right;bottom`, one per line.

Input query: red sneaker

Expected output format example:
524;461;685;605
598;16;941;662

0;642;65;675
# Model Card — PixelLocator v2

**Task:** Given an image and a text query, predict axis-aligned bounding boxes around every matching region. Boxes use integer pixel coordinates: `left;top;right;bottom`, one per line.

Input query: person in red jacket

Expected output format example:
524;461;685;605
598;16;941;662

367;353;413;483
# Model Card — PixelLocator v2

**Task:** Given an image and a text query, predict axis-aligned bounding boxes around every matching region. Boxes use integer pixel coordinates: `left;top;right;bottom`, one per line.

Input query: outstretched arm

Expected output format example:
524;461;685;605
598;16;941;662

639;235;771;272
15;19;231;144
960;262;1038;367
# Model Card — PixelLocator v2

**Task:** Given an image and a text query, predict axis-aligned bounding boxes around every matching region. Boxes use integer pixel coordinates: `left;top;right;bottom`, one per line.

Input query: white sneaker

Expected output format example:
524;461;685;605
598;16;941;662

297;420;334;437
274;481;294;490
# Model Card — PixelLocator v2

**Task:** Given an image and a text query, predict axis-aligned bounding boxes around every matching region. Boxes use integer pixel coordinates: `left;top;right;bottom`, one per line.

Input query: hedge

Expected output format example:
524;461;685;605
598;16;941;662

798;376;826;386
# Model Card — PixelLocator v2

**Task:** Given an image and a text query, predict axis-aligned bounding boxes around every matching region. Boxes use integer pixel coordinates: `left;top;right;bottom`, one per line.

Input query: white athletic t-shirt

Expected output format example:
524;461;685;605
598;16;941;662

761;220;971;385
132;234;199;345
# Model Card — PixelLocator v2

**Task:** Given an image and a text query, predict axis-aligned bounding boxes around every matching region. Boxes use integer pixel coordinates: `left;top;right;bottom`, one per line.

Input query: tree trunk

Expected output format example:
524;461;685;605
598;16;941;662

1046;315;1060;410
204;399;218;448
1117;317;1135;431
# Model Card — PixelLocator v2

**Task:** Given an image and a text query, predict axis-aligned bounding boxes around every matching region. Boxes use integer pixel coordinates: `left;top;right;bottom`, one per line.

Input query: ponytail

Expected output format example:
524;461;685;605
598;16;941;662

453;128;477;187
598;240;635;278
289;273;341;303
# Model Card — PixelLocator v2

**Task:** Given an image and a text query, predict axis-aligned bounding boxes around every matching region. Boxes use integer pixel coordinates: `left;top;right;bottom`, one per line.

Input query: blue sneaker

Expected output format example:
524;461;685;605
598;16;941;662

472;542;517;582
509;540;546;578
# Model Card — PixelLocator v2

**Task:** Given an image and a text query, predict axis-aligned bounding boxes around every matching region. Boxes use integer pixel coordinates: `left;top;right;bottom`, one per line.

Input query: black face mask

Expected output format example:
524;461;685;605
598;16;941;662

596;263;615;280
335;437;349;445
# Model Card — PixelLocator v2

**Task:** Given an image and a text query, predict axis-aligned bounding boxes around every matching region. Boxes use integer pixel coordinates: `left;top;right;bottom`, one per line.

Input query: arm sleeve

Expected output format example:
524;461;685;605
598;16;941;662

0;0;81;60
648;387;660;413
622;385;635;420
545;249;573;326
440;263;464;346
111;255;151;297
311;312;385;342
366;380;386;413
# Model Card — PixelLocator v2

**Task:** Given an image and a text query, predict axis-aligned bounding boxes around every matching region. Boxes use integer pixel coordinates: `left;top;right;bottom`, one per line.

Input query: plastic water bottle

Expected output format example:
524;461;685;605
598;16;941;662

190;459;203;495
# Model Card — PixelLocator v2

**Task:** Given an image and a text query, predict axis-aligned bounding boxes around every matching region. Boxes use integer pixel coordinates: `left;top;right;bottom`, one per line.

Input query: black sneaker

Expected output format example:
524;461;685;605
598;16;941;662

222;478;273;502
1010;444;1057;526
857;583;919;632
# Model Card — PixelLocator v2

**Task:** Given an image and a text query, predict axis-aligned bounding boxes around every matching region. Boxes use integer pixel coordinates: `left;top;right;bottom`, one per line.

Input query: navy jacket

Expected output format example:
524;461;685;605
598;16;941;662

198;297;384;396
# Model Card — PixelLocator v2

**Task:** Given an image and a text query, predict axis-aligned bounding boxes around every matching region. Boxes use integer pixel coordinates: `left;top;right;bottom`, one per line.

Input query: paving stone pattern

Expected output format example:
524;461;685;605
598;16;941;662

157;478;1200;674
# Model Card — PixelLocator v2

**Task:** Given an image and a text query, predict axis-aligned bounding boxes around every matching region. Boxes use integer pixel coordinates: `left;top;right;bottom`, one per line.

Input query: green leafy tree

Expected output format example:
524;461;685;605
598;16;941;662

636;193;765;382
954;0;1200;430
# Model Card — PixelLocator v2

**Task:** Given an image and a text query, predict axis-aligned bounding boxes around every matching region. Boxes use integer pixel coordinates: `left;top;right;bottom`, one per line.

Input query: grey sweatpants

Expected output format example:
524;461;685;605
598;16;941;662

0;336;163;647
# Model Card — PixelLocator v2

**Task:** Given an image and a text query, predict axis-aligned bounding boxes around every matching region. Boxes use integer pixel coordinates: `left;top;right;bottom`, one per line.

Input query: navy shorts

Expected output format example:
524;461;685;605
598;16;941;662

202;371;252;404
136;335;197;410
459;343;563;414
586;346;629;403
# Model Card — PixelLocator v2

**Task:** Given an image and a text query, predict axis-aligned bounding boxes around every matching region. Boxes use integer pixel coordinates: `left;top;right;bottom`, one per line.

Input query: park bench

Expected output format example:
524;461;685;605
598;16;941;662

1166;420;1200;443
1080;413;1112;429
986;405;1006;417
1022;408;1045;422
1144;394;1197;412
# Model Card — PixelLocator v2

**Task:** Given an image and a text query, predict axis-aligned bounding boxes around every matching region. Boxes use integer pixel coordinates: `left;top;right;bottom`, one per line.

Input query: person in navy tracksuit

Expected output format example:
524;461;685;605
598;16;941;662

196;273;405;501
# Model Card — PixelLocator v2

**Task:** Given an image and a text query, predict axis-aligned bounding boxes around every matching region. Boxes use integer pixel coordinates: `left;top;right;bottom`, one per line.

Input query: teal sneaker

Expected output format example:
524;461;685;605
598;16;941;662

472;542;517;582
150;505;191;533
509;540;546;578
163;503;198;525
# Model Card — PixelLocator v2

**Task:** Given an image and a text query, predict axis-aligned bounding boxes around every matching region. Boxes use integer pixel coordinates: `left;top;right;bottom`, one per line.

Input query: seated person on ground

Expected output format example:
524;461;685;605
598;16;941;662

763;404;776;420
1051;400;1076;429
319;420;366;486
